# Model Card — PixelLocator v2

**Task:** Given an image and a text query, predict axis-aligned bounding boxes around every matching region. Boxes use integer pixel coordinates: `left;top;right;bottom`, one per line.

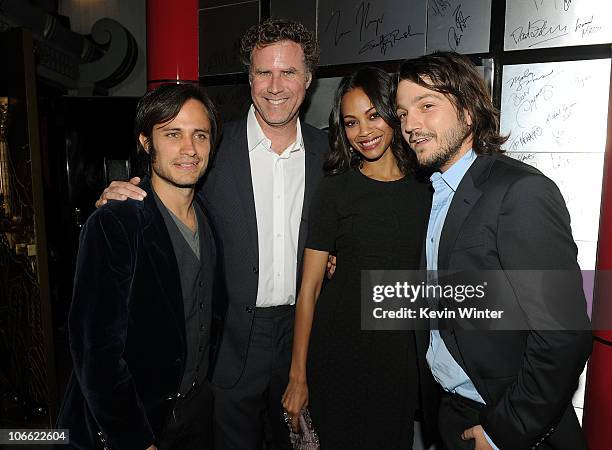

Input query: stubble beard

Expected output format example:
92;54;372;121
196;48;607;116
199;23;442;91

149;143;204;190
415;118;471;173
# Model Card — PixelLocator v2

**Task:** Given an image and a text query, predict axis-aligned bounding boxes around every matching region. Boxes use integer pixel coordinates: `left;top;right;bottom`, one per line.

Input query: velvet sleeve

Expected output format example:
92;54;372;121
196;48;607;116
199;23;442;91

68;206;156;450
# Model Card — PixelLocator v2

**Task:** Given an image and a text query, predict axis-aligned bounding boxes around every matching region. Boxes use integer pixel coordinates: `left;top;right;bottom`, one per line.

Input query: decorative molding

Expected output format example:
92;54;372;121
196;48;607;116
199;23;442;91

79;18;138;92
0;0;138;93
35;41;79;80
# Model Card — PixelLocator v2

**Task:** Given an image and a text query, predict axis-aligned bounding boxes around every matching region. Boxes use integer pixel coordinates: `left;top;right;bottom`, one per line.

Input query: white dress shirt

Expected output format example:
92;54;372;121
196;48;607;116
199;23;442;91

246;106;306;307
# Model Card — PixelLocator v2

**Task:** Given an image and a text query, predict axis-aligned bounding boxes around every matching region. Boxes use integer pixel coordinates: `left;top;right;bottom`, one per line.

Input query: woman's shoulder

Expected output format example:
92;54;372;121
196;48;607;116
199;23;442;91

405;172;433;194
318;169;355;187
312;170;356;205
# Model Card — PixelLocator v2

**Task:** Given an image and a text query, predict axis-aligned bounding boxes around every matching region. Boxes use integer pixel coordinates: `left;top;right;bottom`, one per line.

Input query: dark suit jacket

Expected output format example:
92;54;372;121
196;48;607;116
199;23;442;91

418;154;592;449
199;117;328;388
57;178;219;449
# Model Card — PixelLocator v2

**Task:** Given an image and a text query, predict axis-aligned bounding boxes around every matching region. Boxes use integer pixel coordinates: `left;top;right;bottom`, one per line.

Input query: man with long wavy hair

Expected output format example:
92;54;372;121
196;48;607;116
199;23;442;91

395;51;592;450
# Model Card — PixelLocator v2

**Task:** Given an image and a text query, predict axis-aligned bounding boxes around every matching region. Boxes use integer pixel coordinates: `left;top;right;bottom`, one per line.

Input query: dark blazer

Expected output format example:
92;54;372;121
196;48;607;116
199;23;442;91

199;117;328;388
57;178;219;450
418;153;592;449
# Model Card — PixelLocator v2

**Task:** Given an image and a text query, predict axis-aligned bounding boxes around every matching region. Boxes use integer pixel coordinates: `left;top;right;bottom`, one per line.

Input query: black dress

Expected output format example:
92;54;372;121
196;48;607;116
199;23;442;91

305;168;431;450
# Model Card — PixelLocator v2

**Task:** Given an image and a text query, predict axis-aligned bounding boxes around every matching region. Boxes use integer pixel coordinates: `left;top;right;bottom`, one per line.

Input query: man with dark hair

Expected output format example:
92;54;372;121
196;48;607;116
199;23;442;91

96;19;329;450
58;84;221;449
395;51;592;449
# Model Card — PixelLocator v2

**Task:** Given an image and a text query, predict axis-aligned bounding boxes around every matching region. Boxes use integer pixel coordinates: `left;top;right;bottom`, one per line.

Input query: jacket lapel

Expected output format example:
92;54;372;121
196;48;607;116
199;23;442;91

437;155;493;385
301;126;322;220
140;178;186;345
437;156;491;270
195;196;216;286
227;118;259;261
296;126;325;289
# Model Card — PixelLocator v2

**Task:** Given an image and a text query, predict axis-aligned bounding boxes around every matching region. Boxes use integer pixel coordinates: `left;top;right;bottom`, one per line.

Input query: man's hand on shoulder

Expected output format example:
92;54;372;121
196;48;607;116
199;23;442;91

96;177;146;208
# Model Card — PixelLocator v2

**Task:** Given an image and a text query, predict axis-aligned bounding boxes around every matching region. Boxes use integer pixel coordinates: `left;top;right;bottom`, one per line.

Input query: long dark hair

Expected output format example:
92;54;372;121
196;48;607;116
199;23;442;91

325;66;416;175
397;51;507;154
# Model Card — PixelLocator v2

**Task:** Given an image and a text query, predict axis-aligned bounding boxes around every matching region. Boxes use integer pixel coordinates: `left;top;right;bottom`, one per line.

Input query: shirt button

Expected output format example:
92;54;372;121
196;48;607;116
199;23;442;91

199;302;204;309
200;324;205;331
245;305;253;313
199;281;203;287
199;346;203;352
252;266;258;274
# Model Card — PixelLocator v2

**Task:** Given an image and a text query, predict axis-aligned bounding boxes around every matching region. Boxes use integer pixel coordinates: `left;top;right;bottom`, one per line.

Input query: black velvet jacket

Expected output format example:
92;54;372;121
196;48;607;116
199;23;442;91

57;178;221;449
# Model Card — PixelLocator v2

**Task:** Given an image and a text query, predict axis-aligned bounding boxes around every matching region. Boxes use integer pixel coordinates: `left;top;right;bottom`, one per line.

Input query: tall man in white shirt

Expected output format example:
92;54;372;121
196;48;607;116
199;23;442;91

96;19;329;450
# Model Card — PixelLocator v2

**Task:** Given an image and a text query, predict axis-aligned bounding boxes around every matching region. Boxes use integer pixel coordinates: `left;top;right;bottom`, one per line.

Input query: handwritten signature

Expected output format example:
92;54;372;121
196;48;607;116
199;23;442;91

515;84;555;128
546;102;577;124
447;4;471;50
512;153;536;163
508;126;543;151
324;1;422;56
575;16;602;38
573;74;592;88
325;10;351;46
510;19;569;47
430;0;452;17
356;2;384;42
325;1;385;46
507;68;555;92
532;0;573;12
360;25;422;55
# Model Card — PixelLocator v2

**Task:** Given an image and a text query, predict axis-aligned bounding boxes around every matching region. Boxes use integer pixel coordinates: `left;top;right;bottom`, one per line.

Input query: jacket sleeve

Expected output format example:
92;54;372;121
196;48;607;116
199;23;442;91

480;174;592;449
69;207;155;450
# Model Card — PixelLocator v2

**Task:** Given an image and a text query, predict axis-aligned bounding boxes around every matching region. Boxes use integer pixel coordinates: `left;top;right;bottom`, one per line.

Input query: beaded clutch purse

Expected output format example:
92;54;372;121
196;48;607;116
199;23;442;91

283;408;320;450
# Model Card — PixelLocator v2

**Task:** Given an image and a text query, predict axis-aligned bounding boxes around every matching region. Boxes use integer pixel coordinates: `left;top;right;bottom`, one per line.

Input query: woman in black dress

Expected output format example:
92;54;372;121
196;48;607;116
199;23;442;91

282;67;432;449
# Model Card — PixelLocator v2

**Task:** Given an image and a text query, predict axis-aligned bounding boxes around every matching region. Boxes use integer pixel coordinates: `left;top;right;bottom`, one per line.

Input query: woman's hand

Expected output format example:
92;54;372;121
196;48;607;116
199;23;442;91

282;373;309;433
283;249;328;433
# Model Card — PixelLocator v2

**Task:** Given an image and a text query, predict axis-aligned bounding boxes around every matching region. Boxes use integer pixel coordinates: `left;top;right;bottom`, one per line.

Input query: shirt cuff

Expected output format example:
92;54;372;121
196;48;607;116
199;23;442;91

483;429;500;450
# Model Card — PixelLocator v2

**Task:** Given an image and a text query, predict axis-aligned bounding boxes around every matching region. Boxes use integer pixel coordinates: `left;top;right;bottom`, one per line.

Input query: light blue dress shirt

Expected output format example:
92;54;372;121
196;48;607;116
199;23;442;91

424;149;499;449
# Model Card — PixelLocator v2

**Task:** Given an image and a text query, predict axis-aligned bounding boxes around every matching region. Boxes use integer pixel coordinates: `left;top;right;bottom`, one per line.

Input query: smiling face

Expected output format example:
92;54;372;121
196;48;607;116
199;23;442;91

141;98;212;190
341;87;395;164
249;40;311;131
395;79;473;173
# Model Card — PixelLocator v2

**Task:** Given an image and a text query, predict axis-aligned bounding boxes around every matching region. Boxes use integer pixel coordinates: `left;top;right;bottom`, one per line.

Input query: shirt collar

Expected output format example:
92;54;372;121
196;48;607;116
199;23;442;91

246;105;304;155
430;149;477;193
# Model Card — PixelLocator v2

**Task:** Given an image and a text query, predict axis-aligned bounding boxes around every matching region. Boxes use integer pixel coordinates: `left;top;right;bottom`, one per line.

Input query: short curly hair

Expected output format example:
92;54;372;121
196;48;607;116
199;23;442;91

240;18;320;75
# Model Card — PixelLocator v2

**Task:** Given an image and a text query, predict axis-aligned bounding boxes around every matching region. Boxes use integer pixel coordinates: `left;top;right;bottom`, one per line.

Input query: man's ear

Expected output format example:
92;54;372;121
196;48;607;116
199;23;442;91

305;72;312;90
139;134;150;153
463;109;473;127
